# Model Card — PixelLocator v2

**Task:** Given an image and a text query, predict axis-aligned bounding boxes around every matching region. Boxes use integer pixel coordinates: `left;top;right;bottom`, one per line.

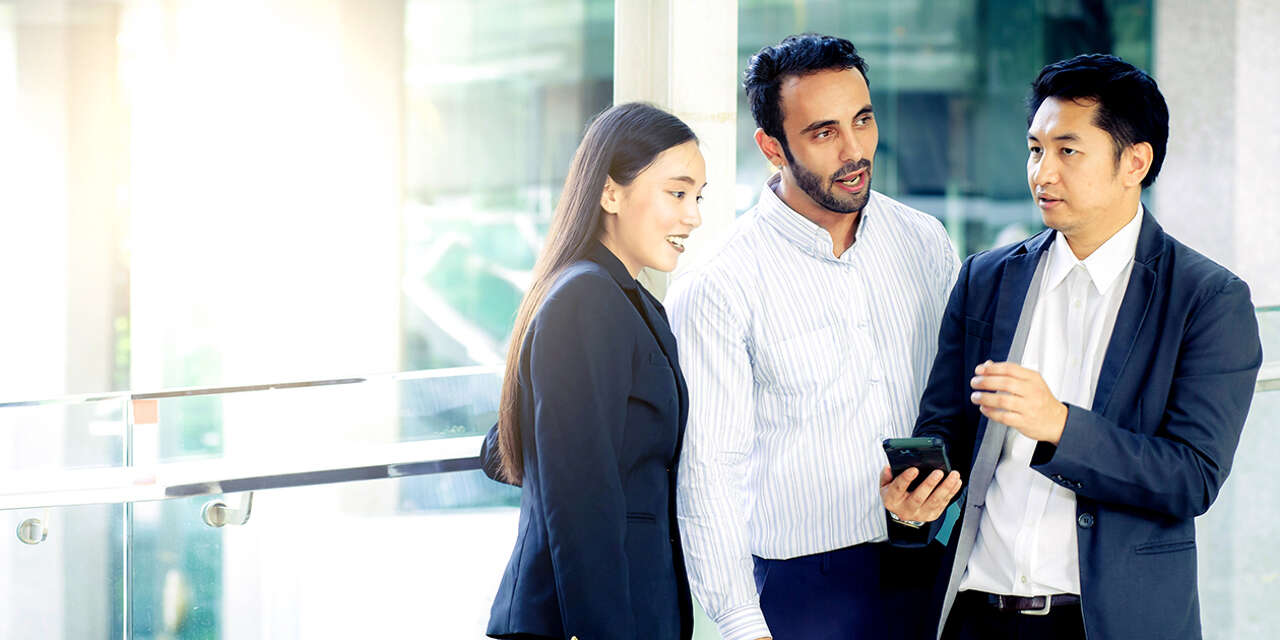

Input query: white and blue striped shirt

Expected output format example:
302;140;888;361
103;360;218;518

667;176;959;640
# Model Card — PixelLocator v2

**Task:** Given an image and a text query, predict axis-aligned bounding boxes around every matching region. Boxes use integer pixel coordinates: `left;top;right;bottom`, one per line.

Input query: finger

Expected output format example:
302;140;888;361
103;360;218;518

921;472;964;518
890;465;921;494
971;390;1022;411
978;405;1023;428
906;469;946;508
882;467;919;510
975;361;1033;380
970;375;1028;396
880;465;893;488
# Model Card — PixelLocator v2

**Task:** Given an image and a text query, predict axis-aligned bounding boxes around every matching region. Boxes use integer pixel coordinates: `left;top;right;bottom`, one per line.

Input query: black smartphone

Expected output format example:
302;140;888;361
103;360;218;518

882;437;951;493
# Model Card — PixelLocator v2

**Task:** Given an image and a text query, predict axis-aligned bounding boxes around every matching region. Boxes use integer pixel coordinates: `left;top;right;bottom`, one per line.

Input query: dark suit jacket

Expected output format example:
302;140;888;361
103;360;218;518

484;243;693;640
902;210;1262;639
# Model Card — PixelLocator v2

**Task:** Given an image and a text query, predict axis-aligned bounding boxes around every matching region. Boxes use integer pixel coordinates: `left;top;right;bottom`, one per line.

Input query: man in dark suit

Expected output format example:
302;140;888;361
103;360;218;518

880;54;1263;639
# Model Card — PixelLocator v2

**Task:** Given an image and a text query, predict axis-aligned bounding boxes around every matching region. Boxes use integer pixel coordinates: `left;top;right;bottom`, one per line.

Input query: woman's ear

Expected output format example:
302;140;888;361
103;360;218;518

600;176;621;215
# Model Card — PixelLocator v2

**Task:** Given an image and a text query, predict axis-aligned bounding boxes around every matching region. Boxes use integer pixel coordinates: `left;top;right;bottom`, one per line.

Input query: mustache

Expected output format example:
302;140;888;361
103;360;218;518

829;159;871;182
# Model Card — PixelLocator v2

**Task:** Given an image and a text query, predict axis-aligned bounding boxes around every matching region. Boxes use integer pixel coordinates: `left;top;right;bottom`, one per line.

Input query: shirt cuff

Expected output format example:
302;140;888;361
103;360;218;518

715;602;771;640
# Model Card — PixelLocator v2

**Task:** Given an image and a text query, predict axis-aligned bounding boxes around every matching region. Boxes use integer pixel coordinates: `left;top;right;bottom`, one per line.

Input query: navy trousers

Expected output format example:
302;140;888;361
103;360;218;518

753;542;944;640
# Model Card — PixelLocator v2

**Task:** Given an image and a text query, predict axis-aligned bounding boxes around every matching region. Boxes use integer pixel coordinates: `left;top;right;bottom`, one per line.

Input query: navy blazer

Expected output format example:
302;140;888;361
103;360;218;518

484;243;693;640
905;210;1262;638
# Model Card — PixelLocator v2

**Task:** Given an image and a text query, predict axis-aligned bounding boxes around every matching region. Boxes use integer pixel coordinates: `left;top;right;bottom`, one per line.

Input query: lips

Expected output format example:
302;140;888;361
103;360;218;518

1037;194;1064;208
833;168;868;193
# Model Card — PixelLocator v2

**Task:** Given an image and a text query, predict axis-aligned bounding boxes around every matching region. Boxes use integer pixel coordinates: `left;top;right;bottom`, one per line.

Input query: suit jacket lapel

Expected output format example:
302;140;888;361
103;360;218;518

1092;209;1163;415
973;232;1054;458
990;233;1052;363
637;288;690;440
937;235;1053;638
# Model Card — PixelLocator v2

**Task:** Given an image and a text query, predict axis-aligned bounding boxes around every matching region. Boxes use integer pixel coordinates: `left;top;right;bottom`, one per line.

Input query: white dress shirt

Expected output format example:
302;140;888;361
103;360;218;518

666;175;958;640
960;204;1144;597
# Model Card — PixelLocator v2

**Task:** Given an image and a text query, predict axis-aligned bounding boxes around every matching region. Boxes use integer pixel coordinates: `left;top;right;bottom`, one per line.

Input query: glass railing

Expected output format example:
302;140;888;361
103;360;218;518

0;308;1276;638
0;368;517;638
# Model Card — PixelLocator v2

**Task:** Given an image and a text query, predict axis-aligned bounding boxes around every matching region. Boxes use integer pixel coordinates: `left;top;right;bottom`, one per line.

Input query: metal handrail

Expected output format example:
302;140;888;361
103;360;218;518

0;435;484;512
0;365;502;408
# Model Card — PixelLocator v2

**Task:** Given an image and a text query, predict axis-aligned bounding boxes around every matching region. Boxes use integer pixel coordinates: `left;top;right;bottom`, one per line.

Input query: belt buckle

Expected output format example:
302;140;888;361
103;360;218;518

1020;595;1053;616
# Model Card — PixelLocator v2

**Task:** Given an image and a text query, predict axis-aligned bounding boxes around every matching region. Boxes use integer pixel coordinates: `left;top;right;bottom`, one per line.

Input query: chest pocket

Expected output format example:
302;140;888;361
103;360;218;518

754;324;847;395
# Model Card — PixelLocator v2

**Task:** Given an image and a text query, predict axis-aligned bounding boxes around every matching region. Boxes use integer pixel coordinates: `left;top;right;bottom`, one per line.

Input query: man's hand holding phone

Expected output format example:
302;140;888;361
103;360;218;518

879;465;963;524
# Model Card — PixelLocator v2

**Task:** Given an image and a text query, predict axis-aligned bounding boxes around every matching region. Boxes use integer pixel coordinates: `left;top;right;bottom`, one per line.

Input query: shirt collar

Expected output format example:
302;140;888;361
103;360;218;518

587;241;639;291
756;172;871;262
1044;202;1144;295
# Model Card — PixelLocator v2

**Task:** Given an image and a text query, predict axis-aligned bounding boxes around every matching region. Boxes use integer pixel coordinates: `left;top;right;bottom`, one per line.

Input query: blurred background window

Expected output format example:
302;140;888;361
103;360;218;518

736;0;1153;257
401;0;613;370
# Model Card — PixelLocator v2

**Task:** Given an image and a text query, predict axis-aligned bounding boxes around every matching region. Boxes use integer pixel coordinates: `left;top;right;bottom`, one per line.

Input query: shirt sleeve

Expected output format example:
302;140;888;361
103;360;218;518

926;213;961;302
667;272;770;640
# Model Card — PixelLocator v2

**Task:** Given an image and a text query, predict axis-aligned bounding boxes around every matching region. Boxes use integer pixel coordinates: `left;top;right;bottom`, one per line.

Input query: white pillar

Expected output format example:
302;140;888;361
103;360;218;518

614;0;738;298
1154;0;1280;306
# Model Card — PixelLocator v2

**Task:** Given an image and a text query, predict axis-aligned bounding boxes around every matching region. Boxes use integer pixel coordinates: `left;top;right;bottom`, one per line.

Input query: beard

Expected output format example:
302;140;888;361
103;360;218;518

786;149;872;215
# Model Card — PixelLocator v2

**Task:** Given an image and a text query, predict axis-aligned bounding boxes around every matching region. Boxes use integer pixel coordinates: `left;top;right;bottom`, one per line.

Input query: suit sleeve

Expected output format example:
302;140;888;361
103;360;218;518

667;274;771;640
478;422;513;484
891;255;978;547
1030;277;1262;518
914;255;979;448
528;273;638;639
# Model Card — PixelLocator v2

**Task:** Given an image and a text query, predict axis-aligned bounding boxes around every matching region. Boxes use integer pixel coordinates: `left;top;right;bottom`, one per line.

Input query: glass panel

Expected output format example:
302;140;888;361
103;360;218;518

0;395;127;475
127;473;516;639
132;369;503;468
401;0;614;370
0;368;516;638
736;0;1154;257
0;503;124;638
1199;387;1280;639
0;395;127;638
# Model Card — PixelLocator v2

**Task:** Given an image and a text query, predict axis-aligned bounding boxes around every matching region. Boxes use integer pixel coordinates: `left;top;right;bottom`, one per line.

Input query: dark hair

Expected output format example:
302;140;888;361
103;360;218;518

496;102;696;484
1028;53;1169;188
744;34;869;154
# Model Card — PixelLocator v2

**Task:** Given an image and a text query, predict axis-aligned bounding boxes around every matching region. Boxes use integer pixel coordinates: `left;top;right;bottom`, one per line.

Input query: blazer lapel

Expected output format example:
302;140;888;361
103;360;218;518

584;242;689;438
638;289;689;437
990;232;1053;363
1092;209;1163;415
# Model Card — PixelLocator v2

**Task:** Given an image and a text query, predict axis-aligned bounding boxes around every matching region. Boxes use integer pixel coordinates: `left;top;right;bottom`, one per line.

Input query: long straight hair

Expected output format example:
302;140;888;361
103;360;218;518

496;102;697;484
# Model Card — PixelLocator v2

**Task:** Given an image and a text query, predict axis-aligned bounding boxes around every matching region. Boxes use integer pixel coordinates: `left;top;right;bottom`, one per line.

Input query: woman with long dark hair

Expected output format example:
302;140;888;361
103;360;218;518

484;102;705;640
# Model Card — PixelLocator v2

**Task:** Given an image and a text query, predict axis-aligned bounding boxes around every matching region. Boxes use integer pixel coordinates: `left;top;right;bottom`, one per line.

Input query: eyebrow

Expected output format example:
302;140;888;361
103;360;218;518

1027;132;1082;143
667;176;707;189
798;105;874;135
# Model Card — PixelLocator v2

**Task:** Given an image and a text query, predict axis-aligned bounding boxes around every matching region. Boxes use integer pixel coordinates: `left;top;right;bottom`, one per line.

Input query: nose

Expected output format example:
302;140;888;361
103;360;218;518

1031;153;1059;187
684;198;703;229
839;127;864;165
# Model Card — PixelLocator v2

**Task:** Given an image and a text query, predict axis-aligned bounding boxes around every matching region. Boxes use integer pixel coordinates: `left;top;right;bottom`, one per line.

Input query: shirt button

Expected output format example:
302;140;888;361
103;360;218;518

1077;513;1095;529
1020;576;1028;584
1072;299;1082;309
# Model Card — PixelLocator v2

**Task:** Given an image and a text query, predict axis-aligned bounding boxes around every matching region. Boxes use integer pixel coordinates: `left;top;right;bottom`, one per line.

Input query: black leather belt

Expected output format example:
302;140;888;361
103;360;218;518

967;591;1081;616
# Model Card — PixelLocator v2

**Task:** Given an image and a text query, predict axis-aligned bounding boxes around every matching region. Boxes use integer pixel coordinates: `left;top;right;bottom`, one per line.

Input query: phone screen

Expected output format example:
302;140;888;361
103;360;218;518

882;437;951;493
